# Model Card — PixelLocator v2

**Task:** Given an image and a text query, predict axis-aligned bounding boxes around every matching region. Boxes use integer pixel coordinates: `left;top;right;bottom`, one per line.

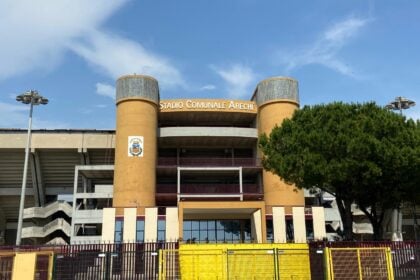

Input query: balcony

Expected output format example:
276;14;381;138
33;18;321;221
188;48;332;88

157;157;261;167
156;183;263;202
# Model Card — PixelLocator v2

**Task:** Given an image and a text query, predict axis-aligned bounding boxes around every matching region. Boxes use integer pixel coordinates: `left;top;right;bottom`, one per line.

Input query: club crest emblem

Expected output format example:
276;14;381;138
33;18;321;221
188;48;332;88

128;136;144;157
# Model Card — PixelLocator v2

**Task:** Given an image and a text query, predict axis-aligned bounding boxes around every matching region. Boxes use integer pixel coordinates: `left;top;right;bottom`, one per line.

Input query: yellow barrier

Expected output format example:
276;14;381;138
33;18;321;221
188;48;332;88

325;247;394;280
159;243;311;280
0;251;54;280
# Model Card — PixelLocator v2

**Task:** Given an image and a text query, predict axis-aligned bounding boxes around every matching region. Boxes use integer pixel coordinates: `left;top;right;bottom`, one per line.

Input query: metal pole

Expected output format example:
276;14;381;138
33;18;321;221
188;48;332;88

413;204;418;242
386;96;416;241
16;102;33;246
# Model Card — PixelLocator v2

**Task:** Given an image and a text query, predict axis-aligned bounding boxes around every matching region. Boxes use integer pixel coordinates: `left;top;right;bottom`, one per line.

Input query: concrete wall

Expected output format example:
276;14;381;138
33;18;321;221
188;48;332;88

113;75;159;213
0;132;115;149
145;207;158;242
255;77;305;211
123;208;137;242
166;207;179;241
101;208;116;242
312;207;327;240
273;207;287;243
292;207;306;243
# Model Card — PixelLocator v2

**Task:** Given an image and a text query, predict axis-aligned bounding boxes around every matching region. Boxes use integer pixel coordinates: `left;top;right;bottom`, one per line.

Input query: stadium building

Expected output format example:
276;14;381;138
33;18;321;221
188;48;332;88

0;74;410;246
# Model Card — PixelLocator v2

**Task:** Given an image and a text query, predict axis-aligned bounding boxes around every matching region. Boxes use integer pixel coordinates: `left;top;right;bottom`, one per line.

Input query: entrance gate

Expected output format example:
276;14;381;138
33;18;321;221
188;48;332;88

159;244;311;280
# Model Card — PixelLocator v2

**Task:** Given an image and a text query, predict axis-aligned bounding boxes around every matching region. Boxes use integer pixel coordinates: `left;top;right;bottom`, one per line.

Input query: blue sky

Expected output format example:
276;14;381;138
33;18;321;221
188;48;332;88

0;0;419;129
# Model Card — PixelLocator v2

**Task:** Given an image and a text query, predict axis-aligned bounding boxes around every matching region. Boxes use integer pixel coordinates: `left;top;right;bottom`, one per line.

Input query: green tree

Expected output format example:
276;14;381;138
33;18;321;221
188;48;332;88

259;102;419;240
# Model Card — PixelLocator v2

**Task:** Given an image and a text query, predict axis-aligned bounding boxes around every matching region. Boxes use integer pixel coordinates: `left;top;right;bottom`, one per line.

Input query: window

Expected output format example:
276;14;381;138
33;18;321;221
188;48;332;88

286;219;294;242
136;218;145;243
183;219;250;243
114;219;123;243
266;219;274;243
157;219;166;242
306;219;314;241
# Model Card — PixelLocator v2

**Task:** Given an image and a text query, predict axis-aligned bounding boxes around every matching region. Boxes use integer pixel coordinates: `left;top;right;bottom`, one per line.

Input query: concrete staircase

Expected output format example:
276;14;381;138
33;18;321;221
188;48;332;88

22;218;71;238
23;201;72;219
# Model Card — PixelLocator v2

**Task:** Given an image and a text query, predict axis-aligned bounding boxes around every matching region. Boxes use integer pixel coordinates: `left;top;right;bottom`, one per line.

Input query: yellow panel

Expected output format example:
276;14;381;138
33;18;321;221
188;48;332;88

12;253;36;280
227;249;276;279
278;249;311;279
174;243;311;280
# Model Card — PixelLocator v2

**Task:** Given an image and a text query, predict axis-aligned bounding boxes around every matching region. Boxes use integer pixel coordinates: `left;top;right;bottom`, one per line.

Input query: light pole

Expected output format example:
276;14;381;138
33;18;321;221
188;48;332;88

386;96;416;115
15;90;48;246
385;96;416;241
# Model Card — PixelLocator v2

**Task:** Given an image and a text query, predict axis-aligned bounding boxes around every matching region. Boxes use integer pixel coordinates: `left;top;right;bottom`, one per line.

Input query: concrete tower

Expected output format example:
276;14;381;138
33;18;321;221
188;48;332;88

255;77;305;212
113;75;159;214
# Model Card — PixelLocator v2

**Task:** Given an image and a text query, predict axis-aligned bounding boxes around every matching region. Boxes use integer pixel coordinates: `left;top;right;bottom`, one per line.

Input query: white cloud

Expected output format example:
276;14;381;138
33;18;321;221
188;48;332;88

0;0;185;89
69;31;185;89
96;82;115;99
212;64;257;99
0;0;127;80
199;84;216;91
279;16;370;78
324;18;367;44
94;104;108;108
0;102;68;129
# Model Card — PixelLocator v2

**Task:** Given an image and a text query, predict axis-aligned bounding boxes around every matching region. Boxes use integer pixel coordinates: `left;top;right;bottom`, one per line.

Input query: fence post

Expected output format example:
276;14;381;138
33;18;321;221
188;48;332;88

226;249;230;280
274;248;279;280
158;249;163;280
385;248;395;280
104;252;110;280
324;248;332;280
51;254;56;280
356;248;363;280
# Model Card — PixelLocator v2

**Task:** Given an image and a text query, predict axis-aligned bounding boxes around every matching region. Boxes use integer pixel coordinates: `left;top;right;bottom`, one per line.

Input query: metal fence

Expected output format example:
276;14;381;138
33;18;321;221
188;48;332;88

309;241;420;280
0;241;419;279
326;247;393;280
0;254;13;280
53;242;177;280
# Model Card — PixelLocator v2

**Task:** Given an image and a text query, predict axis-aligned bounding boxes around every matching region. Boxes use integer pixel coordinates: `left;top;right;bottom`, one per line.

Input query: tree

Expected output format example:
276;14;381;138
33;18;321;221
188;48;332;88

259;102;419;240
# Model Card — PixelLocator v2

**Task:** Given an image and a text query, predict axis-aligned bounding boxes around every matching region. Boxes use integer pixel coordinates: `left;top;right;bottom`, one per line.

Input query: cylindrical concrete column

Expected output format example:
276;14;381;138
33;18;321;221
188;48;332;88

256;77;305;210
113;75;159;213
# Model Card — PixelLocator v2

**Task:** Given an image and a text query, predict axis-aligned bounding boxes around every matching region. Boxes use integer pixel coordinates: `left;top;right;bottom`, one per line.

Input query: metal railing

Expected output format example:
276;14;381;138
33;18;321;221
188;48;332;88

53;242;177;280
309;241;420;280
158;157;262;167
157;183;261;194
0;241;418;279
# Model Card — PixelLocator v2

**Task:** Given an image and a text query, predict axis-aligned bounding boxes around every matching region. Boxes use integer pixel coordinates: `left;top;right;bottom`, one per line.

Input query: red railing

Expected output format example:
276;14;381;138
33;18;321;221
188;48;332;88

157;157;261;167
156;184;262;194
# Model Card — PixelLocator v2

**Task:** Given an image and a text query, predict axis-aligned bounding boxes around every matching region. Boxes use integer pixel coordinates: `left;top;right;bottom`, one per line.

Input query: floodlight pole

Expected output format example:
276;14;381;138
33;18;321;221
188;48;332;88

386;96;416;241
15;90;48;246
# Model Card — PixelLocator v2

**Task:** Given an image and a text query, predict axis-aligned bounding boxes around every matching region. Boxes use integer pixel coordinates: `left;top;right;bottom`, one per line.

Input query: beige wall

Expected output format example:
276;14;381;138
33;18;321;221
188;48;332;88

123;208;137;242
251;209;263;243
166;207;179;241
102;208;116;242
0;132;115;149
312;207;327;240
113;99;157;210
292;207;306;243
145;207;158;242
272;207;286;243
